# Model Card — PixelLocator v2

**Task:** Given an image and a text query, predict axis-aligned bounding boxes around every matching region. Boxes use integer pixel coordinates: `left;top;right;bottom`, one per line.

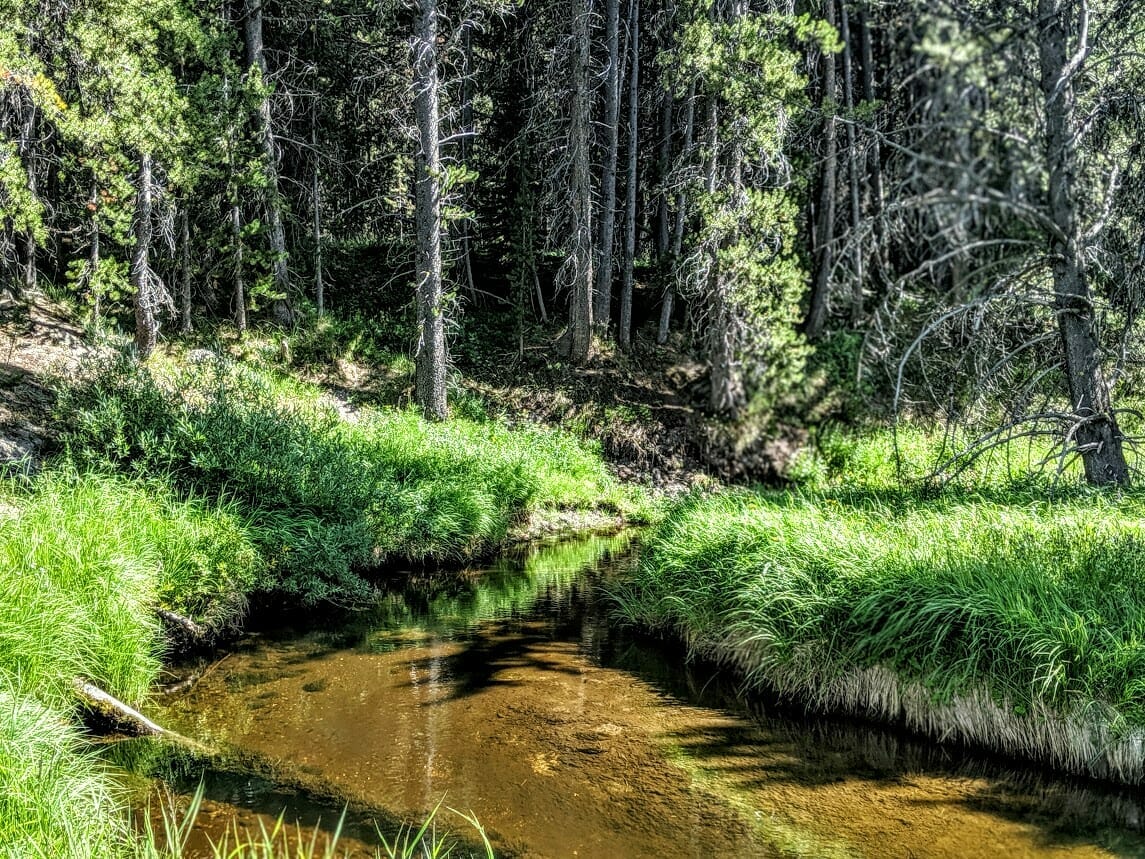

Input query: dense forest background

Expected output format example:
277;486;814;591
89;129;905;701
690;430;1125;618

2;0;1143;484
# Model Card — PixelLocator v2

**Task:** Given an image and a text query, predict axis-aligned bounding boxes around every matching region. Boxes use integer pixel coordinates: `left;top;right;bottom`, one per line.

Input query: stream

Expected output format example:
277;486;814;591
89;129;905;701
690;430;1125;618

141;533;1145;858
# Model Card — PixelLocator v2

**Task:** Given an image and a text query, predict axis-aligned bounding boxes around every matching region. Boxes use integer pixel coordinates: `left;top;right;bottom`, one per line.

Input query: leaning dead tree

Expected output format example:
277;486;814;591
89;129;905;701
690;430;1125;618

874;0;1142;486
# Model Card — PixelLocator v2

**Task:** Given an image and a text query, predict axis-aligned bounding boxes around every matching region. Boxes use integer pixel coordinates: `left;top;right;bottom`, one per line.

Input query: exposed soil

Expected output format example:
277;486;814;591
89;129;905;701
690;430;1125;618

0;294;105;475
455;328;810;490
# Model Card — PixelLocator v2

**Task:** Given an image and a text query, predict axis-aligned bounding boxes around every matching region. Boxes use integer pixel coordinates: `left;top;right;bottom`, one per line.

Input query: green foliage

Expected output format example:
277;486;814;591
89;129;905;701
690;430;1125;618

0;469;262;705
55;352;633;604
787;422;1086;492
0;686;129;859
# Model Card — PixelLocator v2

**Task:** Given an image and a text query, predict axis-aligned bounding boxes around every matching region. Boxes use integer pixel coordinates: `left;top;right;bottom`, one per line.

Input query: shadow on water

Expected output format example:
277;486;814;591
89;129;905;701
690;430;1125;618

133;531;1145;859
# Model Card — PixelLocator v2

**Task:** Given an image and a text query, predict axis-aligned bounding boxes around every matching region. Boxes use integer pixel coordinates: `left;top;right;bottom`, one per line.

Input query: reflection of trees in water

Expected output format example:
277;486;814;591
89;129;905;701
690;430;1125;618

364;532;637;641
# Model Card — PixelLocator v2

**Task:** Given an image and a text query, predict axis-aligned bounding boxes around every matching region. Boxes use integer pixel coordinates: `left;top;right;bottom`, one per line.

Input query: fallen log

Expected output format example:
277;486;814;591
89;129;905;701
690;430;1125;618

72;677;211;753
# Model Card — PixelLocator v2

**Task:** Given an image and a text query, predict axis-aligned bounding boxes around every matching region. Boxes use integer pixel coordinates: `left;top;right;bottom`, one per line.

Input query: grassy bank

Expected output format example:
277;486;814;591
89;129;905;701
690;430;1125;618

0;469;264;856
1;345;643;856
613;432;1145;784
56;350;645;608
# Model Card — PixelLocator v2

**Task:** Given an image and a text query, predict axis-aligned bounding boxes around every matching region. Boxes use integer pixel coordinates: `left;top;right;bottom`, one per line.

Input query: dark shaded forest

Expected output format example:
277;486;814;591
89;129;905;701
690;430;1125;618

4;0;1143;483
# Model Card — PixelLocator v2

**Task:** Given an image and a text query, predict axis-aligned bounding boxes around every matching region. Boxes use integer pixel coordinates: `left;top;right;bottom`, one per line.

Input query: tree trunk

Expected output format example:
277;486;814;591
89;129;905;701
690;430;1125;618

593;0;622;330
132;153;158;358
311;124;324;317
88;185;101;321
17;110;37;296
658;78;695;346
804;0;838;340
840;1;863;326
413;0;447;420
655;87;671;263
243;0;292;324
857;4;883;239
568;0;595;363
179;206;192;334
232;202;247;334
618;0;639;352
1038;0;1128;485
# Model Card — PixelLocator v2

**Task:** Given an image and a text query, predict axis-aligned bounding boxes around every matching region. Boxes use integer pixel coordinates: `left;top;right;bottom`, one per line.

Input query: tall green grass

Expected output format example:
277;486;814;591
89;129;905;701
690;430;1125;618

56;353;639;604
0;470;268;857
0;686;128;859
787;421;1089;491
613;489;1145;782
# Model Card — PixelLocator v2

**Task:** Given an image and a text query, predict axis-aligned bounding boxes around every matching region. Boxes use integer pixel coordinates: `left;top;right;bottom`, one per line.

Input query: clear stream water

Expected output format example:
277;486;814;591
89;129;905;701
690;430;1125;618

145;533;1145;858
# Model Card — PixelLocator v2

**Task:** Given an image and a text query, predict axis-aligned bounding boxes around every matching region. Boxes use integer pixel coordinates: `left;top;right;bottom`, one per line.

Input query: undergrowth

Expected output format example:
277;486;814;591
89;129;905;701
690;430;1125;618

614;487;1145;732
55;352;643;605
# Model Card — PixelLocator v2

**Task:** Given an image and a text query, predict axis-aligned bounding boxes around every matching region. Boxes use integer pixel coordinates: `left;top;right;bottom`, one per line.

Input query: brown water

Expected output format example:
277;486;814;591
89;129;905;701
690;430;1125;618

149;534;1145;859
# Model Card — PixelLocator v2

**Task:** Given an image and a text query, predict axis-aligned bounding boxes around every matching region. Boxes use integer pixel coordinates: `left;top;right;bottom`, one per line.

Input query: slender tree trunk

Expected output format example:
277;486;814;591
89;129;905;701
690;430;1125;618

593;0;622;330
311;126;324;317
413;0;447;420
857;4;883;246
86;184;101;321
244;0;292;324
232;202;247;334
457;27;477;305
804;0;838;340
17;111;37;295
1038;0;1128;485
132;153;158;358
179;206;192;334
568;0;595;363
618;0;640;351
840;1;863;326
658;78;695;346
655;87;672;263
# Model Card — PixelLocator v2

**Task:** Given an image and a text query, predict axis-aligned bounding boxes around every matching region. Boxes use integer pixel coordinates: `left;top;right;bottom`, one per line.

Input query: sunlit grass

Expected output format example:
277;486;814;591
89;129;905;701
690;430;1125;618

56;352;644;604
613;488;1145;780
140;787;495;859
0;685;129;859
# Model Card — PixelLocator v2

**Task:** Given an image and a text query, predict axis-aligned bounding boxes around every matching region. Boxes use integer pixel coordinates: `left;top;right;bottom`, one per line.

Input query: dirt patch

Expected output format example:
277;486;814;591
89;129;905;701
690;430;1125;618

0;295;104;474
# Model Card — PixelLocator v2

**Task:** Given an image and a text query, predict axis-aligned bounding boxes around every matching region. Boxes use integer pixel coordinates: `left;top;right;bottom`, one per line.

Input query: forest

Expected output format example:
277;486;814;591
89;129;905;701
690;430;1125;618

3;0;1145;856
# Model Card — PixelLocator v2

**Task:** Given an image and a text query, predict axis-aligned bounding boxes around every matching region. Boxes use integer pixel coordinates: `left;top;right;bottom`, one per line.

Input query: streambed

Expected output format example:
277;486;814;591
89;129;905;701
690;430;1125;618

150;534;1145;858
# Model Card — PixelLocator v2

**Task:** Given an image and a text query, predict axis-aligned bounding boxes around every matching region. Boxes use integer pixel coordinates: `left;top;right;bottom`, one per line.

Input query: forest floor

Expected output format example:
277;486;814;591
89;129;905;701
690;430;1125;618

0;294;818;494
0;293;102;475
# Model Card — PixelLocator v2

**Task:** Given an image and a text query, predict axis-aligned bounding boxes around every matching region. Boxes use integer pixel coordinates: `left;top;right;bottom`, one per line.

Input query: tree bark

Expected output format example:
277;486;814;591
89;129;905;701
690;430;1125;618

857;4;883;241
232;202;247;334
618;0;639;351
132;153;158;358
840;1;863;326
87;185;101;321
179;206;192;334
804;0;838;341
243;0;293;325
17;108;37;296
655;87;671;263
594;0;622;330
568;0;595;363
413;0;447;420
1038;0;1129;485
311;122;324;318
658;78;695;346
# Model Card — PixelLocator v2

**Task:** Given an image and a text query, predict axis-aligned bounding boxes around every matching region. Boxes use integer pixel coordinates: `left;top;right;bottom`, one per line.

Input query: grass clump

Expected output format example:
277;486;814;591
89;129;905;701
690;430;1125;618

613;488;1145;781
0;686;129;858
55;353;638;604
0;470;268;857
